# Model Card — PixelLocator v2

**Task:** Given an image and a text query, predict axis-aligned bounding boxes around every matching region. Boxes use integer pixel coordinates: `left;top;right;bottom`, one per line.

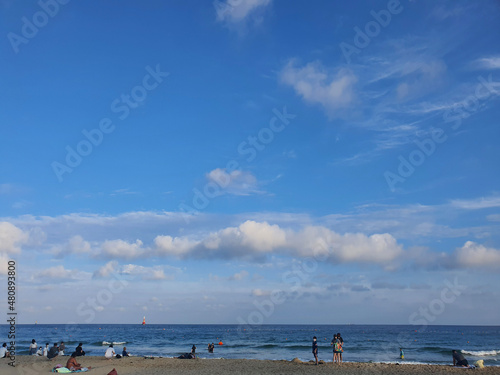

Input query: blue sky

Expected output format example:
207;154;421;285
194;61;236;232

1;0;500;325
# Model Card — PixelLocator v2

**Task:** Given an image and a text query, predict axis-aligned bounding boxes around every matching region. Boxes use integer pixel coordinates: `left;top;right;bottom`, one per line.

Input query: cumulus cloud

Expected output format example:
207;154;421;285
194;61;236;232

52;235;92;257
154;220;402;266
455;241;500;268
289;226;403;265
155;236;199;257
0;253;10;275
93;260;118;278
155;220;288;261
100;239;144;259
280;60;357;118
0;221;29;254
206;168;263;196
215;0;271;24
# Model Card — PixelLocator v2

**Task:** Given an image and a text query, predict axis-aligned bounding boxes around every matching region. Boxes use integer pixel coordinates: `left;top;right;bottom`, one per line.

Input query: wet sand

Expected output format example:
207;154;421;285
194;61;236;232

2;356;496;375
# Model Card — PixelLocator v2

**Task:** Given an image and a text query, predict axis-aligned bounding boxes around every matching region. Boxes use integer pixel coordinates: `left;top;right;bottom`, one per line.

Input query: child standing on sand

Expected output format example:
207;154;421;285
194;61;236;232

331;334;337;363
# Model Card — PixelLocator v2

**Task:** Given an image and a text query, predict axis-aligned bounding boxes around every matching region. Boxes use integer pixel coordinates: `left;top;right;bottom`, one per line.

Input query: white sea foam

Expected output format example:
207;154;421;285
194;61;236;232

102;341;127;345
462;350;500;356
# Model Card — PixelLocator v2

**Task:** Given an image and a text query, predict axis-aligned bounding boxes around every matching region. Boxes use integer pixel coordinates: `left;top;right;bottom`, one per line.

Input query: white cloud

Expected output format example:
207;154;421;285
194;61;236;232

450;195;500;210
155;235;199;257
154;220;402;266
206;168;263;196
280;60;357;118
32;265;89;282
455;241;500;268
52;235;92;257
100;239;144;259
228;270;249;281
0;221;29;254
0;253;10;275
215;0;271;23
252;288;271;297
473;56;500;70
94;261;174;280
121;264;170;280
93;260;118;278
289;226;403;265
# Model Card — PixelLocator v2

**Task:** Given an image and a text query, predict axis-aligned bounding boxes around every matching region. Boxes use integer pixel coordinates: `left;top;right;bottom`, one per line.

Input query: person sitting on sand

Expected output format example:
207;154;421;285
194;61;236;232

122;346;130;357
59;341;66;356
75;343;86;356
0;343;9;358
36;346;43;356
105;344;116;359
66;352;91;372
312;336;318;365
47;343;59;360
452;350;469;367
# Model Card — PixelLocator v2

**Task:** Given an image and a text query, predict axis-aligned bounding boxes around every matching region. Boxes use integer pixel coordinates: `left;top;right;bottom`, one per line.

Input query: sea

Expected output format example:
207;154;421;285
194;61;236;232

3;324;499;366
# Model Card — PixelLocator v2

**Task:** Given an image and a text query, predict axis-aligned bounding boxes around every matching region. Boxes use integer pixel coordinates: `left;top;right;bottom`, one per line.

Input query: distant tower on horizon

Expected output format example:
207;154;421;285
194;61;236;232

142;316;146;325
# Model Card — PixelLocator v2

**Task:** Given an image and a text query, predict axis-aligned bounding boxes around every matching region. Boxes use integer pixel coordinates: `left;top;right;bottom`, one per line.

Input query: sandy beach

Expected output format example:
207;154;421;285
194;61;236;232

2;356;498;375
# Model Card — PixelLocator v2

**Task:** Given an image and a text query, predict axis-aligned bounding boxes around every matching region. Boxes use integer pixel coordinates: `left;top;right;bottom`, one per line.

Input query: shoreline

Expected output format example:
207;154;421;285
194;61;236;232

2;356;497;375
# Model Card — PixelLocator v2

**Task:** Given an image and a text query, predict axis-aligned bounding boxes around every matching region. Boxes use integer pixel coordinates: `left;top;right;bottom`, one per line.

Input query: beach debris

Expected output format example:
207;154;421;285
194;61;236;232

107;369;118;375
291;358;302;363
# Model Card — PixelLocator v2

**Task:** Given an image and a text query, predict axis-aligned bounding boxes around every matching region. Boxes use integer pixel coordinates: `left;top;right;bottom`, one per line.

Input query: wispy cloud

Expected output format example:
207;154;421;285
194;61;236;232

449;195;500;210
472;56;500;70
280;59;357;118
206;168;264;196
215;0;271;26
93;261;176;280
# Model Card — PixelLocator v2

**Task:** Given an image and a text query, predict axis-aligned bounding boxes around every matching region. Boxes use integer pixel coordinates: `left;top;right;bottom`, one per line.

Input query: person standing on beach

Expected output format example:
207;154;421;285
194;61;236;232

191;345;197;358
29;339;37;355
331;334;337;363
43;343;49;357
312;336;319;365
337;332;344;364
